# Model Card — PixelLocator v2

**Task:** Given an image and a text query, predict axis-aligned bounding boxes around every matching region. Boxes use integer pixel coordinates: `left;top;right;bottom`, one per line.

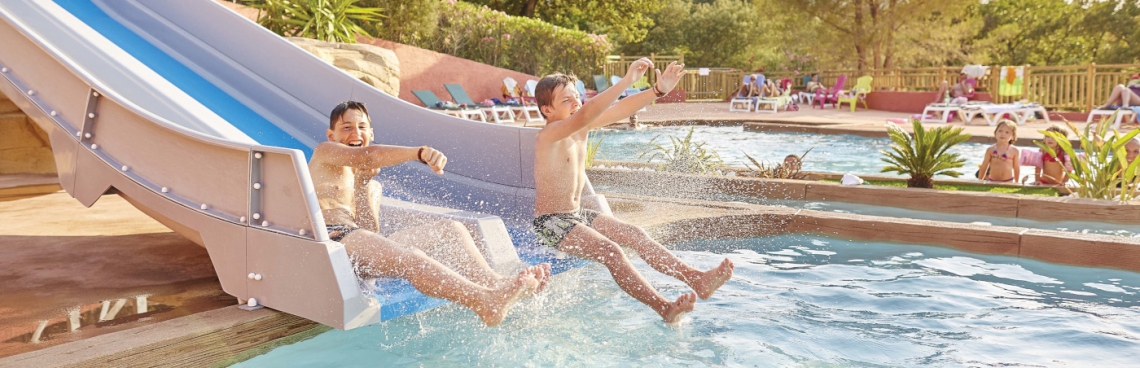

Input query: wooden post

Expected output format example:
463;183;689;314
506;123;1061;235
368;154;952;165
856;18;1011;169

1087;63;1096;112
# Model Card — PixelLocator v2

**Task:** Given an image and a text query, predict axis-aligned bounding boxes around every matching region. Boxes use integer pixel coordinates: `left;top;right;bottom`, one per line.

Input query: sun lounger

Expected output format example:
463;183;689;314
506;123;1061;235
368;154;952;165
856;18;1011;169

920;103;966;123
502;77;543;124
593;75;610;93
411;90;486;122
444;84;516;124
1086;108;1136;130
729;75;755;112
575;80;589;103
963;102;1049;126
756;86;792;114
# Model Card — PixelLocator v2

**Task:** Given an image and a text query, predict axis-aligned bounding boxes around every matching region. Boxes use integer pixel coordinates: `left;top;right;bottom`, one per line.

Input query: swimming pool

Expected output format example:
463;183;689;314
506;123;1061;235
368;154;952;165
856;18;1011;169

235;234;1140;367
595;126;1035;178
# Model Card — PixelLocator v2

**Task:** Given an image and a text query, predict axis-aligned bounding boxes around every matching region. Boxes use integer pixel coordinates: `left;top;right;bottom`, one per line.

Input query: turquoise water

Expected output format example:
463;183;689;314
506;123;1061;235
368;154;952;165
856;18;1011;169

595;126;1031;178
236;234;1140;367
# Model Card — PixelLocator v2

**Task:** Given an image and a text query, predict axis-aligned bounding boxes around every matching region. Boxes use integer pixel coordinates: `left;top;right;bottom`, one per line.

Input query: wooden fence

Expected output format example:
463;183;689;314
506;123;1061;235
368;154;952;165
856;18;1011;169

600;57;1140;111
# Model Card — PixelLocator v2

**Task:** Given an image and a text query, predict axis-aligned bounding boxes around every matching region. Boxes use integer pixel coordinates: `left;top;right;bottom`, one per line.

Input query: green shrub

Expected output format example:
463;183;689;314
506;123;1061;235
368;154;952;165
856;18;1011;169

357;0;437;45
880;120;971;188
247;0;382;43
405;2;612;79
639;127;723;174
1037;116;1140;201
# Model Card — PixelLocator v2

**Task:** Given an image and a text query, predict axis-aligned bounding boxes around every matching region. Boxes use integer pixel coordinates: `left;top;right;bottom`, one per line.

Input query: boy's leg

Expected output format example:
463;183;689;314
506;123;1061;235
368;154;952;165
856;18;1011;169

389;220;550;291
557;225;696;323
342;230;534;326
590;214;734;300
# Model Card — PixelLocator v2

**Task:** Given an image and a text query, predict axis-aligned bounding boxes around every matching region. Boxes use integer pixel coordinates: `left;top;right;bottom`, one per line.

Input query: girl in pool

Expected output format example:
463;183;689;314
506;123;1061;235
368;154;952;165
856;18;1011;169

1034;125;1071;185
977;120;1020;182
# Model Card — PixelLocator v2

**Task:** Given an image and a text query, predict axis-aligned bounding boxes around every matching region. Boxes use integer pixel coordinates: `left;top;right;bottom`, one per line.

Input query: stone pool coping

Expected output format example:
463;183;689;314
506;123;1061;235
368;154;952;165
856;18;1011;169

595;159;1051;191
587;167;1140;225
6;190;1137;366
606;193;1140;273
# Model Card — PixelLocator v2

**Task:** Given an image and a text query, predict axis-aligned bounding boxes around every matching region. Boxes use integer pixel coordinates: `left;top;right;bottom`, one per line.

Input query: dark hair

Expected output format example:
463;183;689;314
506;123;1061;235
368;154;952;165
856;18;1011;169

329;101;369;129
535;73;579;119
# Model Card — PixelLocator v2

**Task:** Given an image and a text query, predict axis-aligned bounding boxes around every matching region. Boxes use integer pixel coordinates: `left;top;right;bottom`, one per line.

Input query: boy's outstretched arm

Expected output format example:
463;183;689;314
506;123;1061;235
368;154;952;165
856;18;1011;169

312;142;447;174
589;61;687;130
539;58;652;141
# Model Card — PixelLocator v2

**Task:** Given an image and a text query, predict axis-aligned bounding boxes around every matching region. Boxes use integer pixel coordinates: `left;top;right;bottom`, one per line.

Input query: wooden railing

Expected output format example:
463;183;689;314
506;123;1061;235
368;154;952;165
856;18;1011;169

601;57;1140;110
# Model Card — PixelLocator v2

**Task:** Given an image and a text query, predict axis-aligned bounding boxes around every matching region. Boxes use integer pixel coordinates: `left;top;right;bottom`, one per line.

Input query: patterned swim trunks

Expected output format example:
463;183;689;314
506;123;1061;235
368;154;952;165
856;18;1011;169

532;208;601;248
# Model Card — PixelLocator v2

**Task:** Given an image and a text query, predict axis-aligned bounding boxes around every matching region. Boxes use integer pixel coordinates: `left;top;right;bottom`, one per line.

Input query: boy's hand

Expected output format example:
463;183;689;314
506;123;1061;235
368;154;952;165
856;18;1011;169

625;58;653;82
654;61;687;94
419;146;447;175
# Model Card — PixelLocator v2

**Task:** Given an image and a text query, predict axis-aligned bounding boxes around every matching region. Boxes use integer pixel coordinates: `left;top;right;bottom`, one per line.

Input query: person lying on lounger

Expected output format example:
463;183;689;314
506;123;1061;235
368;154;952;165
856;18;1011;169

308;101;550;326
530;59;735;323
933;73;973;104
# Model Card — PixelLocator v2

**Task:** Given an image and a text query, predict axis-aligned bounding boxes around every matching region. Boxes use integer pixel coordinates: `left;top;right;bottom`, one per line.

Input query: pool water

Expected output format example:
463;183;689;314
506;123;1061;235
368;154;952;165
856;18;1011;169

595;126;1037;178
236;234;1140;367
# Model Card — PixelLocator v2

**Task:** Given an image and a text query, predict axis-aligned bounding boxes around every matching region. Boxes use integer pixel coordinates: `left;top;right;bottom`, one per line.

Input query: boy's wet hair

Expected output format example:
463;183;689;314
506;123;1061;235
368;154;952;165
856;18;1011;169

994;119;1018;144
330;100;369;129
535;73;579;119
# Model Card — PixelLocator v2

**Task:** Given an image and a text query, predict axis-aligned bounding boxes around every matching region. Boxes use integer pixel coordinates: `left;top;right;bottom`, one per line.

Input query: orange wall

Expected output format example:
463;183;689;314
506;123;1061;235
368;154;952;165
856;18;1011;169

360;37;540;107
865;91;993;113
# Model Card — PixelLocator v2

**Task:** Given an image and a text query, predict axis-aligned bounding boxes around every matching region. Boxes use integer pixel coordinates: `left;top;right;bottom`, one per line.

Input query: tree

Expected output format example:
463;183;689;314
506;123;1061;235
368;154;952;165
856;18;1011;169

620;0;763;68
764;0;977;71
975;0;1140;65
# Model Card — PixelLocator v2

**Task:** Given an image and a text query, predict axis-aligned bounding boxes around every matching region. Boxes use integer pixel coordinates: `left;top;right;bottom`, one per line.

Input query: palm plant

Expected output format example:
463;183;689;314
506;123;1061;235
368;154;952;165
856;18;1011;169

1037;115;1140;200
585;130;605;168
880;119;970;188
639;126;723;174
248;0;382;43
742;148;813;179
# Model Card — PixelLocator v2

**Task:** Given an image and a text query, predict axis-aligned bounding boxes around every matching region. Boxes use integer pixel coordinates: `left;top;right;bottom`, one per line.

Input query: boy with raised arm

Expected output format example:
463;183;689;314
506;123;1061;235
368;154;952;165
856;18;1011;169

531;59;735;323
309;101;550;326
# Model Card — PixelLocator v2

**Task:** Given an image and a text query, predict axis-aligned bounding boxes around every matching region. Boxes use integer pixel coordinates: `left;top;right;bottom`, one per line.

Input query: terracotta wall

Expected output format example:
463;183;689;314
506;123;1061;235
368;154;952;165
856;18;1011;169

361;38;540;107
865;91;993;113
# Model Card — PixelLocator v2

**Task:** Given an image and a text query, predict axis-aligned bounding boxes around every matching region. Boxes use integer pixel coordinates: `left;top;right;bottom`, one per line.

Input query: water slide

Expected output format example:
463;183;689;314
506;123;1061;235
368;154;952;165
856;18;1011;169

0;0;608;330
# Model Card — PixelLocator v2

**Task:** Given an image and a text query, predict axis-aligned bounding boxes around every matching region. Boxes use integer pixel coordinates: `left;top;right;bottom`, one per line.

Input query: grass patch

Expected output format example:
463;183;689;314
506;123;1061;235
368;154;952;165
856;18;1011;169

820;179;1059;196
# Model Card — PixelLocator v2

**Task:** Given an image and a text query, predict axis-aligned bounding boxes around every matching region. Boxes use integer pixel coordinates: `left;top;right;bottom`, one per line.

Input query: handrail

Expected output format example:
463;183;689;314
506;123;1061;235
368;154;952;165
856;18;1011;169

0;1;326;241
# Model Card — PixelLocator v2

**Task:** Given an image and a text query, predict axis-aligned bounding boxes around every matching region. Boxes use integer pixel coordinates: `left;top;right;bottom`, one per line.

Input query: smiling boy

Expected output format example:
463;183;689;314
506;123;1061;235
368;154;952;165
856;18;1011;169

308;101;550;326
531;59;735;323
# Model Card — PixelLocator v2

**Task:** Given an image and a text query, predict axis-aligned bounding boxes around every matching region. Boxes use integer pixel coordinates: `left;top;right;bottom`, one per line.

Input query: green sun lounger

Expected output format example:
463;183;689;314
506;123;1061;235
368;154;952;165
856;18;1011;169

411;90;486;122
444;84;516;124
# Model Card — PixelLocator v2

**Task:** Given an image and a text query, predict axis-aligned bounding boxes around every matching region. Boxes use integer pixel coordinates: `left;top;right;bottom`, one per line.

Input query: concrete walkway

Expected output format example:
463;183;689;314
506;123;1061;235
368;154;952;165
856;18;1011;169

635;102;1137;142
469;101;1136;143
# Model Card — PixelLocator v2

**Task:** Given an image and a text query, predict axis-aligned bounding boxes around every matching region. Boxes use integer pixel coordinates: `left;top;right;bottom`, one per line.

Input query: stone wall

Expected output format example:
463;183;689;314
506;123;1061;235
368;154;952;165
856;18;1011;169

287;37;400;97
0;92;56;175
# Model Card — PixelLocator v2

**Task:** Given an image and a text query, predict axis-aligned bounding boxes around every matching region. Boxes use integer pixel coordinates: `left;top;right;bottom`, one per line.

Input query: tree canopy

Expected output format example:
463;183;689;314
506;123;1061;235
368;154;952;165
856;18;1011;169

474;0;1140;71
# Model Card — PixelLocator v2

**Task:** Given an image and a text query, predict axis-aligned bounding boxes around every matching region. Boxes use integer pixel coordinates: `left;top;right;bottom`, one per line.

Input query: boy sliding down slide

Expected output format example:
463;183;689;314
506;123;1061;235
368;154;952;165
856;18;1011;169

532;59;735;323
309;101;550;326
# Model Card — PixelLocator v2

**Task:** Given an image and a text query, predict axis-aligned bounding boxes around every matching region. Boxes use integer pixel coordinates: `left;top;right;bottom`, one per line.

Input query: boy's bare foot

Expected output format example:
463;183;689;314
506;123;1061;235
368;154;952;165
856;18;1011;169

516;263;551;297
531;263;551;292
690;258;735;300
474;272;533;326
658;293;697;323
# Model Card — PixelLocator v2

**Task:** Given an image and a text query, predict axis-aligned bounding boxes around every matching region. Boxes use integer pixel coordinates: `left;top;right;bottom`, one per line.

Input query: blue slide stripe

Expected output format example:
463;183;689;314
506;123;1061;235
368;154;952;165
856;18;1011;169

54;0;310;156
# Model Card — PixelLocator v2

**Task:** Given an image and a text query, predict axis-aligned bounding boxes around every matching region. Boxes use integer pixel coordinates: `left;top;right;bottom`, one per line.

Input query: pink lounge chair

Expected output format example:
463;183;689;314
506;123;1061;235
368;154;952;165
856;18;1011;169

814;75;847;109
